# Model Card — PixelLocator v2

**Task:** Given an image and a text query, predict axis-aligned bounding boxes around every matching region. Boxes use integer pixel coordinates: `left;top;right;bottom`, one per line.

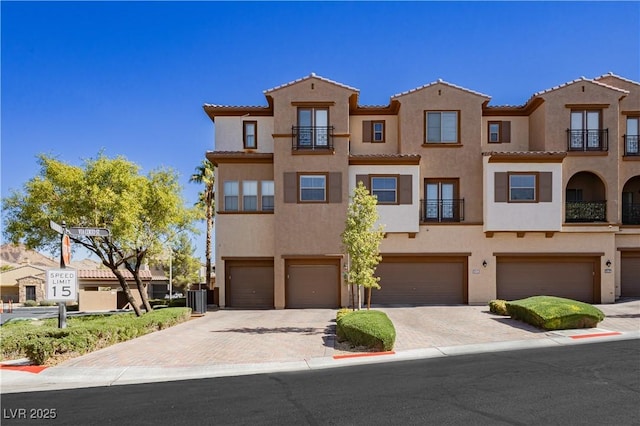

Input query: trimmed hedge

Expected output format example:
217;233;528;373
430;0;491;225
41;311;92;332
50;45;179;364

336;310;396;351
506;296;605;330
488;299;509;316
0;307;191;365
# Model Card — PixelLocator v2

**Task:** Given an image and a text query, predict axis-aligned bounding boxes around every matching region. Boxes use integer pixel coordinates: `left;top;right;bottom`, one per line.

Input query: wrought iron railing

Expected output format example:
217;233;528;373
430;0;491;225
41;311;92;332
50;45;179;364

624;135;639;156
622;203;640;225
565;201;607;222
420;199;464;223
292;126;334;150
566;129;608;151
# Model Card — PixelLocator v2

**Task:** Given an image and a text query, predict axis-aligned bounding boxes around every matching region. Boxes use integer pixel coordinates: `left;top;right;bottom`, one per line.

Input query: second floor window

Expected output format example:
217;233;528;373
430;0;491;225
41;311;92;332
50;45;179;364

299;174;326;202
570;110;602;150
243;121;257;149
261;181;274;211
243;181;258;211
426;111;458;143
224;181;239;211
509;174;536;202
371;176;397;204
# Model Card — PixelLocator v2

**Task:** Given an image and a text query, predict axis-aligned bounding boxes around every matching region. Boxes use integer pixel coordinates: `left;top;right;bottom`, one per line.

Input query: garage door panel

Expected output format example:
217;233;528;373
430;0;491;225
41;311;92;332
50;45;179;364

497;257;596;303
373;258;466;305
286;261;339;308
226;262;274;309
621;252;640;297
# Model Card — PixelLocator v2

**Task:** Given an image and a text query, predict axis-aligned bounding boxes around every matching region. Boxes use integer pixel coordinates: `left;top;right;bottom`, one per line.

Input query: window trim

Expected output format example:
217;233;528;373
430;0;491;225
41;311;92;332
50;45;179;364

488;121;502;143
243;121;258;149
508;172;538;203
261;180;274;212
423;178;461;222
370;175;399;205
372;121;386;143
298;172;328;203
424;111;460;145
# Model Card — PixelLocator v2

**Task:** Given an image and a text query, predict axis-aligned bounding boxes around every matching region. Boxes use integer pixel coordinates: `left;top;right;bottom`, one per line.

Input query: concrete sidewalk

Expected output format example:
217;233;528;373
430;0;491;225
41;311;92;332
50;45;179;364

1;300;638;394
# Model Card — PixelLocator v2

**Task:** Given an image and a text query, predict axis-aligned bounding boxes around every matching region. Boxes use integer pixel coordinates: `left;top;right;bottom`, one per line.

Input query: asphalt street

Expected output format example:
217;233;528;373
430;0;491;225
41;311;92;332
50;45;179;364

2;340;639;425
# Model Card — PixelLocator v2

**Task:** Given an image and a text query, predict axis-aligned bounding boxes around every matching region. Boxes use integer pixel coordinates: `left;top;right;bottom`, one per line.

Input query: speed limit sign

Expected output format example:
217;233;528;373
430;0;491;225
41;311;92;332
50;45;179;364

46;269;78;301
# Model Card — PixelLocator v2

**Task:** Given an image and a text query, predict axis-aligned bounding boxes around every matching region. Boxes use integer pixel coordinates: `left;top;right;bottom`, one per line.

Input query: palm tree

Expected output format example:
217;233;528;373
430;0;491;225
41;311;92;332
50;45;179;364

190;160;215;289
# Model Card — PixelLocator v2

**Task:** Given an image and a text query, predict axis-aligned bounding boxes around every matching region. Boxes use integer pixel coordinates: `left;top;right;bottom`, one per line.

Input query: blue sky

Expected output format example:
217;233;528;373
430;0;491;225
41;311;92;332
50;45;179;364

2;1;639;261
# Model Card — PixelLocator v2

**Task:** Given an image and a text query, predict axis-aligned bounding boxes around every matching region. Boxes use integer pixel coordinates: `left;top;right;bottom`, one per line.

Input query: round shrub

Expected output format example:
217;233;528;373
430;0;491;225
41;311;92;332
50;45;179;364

488;299;509;316
337;310;396;351
23;300;38;307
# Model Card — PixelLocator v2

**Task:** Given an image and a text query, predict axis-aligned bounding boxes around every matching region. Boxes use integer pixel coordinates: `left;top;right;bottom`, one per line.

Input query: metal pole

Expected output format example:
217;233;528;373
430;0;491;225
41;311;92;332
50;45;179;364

169;249;173;300
58;221;67;329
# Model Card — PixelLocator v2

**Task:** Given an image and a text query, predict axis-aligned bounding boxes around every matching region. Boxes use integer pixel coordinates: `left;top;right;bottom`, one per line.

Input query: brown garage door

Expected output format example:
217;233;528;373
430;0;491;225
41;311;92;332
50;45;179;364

497;256;598;303
286;259;340;308
225;260;274;308
373;256;468;305
621;251;640;297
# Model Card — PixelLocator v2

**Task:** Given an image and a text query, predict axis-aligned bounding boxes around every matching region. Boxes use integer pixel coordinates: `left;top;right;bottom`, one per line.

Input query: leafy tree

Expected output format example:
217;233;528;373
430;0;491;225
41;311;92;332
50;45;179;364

2;153;197;316
163;233;201;291
189;160;215;288
341;181;385;310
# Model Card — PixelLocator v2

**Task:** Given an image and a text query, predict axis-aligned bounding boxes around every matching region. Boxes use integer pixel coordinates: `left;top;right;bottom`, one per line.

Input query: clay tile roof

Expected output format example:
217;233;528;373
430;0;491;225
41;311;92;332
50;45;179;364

263;72;359;94
530;76;629;99
78;269;153;280
593;72;640;86
349;153;421;165
392;79;491;99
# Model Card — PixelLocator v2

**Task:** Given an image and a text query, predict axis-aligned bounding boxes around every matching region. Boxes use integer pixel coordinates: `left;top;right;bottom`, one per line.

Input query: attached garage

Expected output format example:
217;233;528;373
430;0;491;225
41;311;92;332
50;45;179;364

372;256;468;305
285;259;340;308
621;251;640;298
225;260;274;309
496;256;599;303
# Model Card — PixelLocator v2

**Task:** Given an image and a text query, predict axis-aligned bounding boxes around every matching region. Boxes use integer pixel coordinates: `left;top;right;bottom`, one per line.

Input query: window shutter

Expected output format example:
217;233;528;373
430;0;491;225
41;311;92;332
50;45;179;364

362;121;372;143
284;172;296;203
539;172;552;202
399;175;412;205
328;172;342;203
501;121;511;143
355;174;370;191
495;172;508;202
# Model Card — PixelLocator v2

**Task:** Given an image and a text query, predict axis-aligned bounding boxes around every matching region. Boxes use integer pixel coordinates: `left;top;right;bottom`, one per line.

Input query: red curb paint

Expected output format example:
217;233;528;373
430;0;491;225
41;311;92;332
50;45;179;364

570;332;621;340
333;351;395;360
0;365;48;374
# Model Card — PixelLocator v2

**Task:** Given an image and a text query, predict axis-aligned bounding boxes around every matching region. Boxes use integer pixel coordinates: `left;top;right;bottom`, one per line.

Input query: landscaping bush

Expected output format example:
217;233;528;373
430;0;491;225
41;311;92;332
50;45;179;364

23;300;38;307
336;308;354;322
0;307;192;365
488;299;509;316
149;299;169;308
39;300;57;307
336;310;396;351
168;297;186;307
506;296;605;330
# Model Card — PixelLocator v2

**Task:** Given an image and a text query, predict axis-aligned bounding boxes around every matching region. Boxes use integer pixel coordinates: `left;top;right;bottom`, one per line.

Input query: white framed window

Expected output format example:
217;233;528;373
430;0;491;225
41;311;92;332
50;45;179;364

261;181;274;211
371;176;397;204
372;121;385;143
626;117;639;155
488;122;501;143
426;111;458;143
242;181;258;211
509;174;536;202
223;181;239;211
299;175;326;202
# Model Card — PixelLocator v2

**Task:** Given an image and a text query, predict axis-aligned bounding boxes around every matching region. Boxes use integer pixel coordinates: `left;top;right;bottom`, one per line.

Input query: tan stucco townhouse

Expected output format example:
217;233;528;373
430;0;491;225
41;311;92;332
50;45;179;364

203;72;640;309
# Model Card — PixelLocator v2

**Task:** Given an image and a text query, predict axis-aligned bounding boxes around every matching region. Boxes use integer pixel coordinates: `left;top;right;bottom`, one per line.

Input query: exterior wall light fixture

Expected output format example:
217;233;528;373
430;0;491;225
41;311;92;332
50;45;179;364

482;260;488;268
605;259;612;267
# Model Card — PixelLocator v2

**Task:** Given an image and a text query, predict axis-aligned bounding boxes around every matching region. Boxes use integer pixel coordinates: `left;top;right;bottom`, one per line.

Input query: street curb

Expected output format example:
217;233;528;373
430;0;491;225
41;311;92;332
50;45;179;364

2;331;637;394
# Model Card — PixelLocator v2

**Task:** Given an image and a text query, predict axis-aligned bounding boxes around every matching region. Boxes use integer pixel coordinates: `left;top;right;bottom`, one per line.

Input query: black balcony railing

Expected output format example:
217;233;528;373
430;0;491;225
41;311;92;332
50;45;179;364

624;135;639;156
292;126;334;150
622;203;640;225
566;129;608;151
565;201;607;222
421;199;464;223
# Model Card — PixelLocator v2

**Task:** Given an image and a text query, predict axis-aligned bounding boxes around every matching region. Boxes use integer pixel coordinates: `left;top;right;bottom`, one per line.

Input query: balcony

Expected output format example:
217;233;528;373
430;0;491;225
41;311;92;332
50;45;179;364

566;129;608;152
421;199;464;223
624;135;639;156
565;201;607;223
292;126;334;151
622;203;640;225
